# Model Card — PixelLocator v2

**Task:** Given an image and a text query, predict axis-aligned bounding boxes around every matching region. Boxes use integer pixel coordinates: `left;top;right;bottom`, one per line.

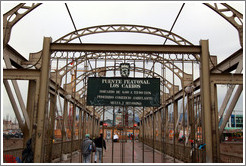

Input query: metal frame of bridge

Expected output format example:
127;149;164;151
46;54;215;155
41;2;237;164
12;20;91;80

2;3;243;163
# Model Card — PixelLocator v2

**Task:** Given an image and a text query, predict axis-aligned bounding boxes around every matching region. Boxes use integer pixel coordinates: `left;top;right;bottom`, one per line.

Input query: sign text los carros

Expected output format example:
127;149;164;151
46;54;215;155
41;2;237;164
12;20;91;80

87;77;160;107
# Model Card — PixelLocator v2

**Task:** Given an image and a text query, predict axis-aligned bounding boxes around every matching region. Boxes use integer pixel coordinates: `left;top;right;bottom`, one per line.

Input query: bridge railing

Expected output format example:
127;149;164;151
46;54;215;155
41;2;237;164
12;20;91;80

3;139;243;163
140;137;206;163
43;139;81;162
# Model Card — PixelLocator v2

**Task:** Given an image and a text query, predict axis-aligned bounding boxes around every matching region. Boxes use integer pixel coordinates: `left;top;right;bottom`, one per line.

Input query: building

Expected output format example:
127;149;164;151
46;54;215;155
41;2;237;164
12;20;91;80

225;110;243;128
3;120;19;131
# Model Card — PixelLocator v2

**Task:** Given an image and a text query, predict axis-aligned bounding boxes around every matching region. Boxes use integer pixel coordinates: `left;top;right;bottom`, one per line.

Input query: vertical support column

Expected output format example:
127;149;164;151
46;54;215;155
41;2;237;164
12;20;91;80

210;83;220;162
152;110;155;163
91;107;96;163
121;106;125;163
188;94;196;162
87;115;90;135
132;107;135;163
81;109;86;162
34;37;52;163
173;100;178;142
48;93;56;162
112;107;115;163
142;107;145;163
173;101;176;162
60;98;68;161
78;108;82;163
200;40;213;163
164;106;169;155
157;110;161;149
102;106;105;163
23;80;36;140
70;103;76;163
161;107;165;162
92;107;95;138
24;80;37;145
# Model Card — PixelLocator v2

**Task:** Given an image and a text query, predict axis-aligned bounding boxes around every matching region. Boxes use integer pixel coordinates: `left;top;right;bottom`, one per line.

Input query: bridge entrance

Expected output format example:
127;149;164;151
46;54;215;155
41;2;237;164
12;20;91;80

3;3;243;164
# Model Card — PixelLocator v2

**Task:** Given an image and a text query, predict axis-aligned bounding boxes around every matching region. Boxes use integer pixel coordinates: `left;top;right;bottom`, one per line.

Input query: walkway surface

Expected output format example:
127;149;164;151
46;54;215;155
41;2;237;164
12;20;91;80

54;140;183;163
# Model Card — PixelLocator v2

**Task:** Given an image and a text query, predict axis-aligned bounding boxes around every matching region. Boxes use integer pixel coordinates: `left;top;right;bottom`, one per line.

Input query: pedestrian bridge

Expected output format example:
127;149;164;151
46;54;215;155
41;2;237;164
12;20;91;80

2;2;243;164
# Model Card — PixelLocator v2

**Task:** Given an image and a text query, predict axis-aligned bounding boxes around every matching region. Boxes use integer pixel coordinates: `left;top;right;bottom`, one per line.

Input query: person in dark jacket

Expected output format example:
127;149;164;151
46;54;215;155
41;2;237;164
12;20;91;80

22;138;33;163
94;133;106;163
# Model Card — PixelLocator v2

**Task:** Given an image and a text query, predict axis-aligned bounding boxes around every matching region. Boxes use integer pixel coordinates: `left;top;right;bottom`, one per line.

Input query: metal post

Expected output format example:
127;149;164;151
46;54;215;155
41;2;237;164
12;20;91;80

142;107;145;163
161;108;164;162
112;107;115;163
210;83;219;162
34;37;52;163
70;59;77;163
172;60;176;163
152;109;155;162
47;93;56;162
188;94;196;162
121;107;124;163
78;108;82;163
60;98;68;162
70;103;75;163
60;52;69;161
200;40;213;163
165;106;169;158
25;80;36;145
81;109;86;162
91;107;96;163
102;106;105;163
132;107;135;163
162;63;166;162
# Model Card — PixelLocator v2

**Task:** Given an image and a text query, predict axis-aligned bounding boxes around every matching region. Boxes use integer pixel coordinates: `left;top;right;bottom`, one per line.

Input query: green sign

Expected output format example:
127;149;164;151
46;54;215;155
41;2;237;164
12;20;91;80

87;77;160;107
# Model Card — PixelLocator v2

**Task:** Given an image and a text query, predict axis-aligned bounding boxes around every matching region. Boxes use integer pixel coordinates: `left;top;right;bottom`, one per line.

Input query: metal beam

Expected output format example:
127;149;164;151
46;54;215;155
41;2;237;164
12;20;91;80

219;84;243;136
4;44;28;68
3;69;40;80
218;60;243;122
211;48;242;73
24;80;37;146
3;3;42;47
51;43;201;54
34;37;52;163
165;49;242;106
3;50;30;130
3;80;25;130
210;73;243;84
200;40;213;163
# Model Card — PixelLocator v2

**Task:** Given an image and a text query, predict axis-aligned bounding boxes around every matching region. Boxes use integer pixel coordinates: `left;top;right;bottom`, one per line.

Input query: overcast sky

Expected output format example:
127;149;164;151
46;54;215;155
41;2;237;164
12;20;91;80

1;1;244;120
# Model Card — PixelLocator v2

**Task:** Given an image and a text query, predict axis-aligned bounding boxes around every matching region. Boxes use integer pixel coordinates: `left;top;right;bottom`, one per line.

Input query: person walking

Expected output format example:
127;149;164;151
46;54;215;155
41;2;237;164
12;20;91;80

94;133;106;163
113;133;119;142
81;134;95;163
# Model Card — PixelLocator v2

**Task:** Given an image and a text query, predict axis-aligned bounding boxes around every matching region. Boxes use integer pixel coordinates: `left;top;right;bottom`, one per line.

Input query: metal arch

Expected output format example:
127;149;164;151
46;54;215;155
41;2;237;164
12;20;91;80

204;3;243;47
3;3;243;48
3;3;42;47
51;52;193;88
53;24;199;60
63;65;178;96
54;24;193;44
52;51;197;62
